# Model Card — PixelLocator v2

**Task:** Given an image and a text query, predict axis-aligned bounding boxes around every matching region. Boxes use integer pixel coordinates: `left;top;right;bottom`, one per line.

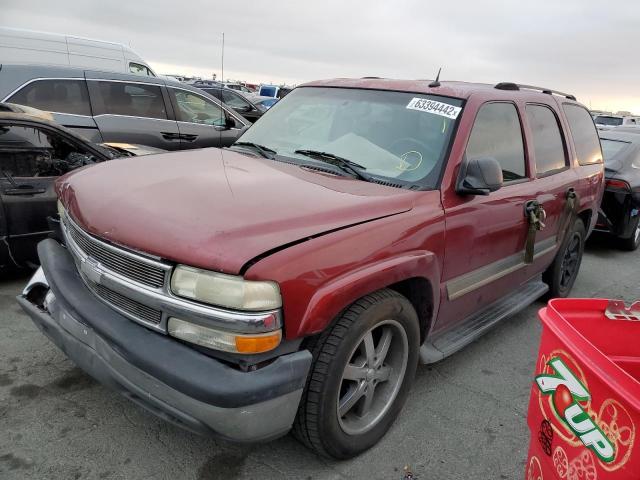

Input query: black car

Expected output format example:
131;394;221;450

198;86;266;122
596;130;640;250
0;108;160;269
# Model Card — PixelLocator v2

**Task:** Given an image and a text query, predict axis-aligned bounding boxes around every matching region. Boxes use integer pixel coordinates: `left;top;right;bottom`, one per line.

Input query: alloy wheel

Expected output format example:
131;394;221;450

337;320;408;436
560;233;581;289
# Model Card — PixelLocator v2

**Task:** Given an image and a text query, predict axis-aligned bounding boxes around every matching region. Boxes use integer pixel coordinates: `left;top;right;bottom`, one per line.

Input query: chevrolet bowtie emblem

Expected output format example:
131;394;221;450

81;257;103;284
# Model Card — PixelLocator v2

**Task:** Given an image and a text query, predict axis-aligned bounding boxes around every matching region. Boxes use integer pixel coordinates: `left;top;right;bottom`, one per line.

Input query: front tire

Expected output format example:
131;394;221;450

543;218;586;298
292;289;420;459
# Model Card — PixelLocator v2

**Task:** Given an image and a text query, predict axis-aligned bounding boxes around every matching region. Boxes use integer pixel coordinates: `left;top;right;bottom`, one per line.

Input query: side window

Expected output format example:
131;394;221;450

93;81;167;120
563;104;603;165
526;105;567;175
129;63;153;76
221;90;251;110
8;80;91;116
466;102;526;181
171;89;225;126
0;124;97;177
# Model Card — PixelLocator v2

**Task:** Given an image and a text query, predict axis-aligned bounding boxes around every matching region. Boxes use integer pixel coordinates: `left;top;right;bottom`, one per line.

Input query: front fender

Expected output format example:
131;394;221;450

243;194;446;341
297;251;440;339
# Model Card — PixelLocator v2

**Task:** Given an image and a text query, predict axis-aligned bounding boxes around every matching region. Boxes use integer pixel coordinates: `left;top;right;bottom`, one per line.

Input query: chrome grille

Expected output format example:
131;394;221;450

88;281;162;325
63;216;167;289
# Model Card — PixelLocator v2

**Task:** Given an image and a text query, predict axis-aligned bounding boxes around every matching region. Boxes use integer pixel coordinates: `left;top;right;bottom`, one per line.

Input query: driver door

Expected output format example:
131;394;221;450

167;88;246;149
437;101;539;334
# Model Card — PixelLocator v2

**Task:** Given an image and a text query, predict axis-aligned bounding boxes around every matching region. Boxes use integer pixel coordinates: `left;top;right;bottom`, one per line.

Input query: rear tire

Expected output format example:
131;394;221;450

619;216;640;251
292;289;420;459
543;218;586;298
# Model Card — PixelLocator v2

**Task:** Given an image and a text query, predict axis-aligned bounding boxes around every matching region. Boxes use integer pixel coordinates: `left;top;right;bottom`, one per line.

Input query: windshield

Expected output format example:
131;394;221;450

595;116;623;126
237;87;463;188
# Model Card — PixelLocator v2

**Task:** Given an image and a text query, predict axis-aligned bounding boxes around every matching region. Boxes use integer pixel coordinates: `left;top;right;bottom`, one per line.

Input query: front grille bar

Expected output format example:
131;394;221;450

63;215;170;289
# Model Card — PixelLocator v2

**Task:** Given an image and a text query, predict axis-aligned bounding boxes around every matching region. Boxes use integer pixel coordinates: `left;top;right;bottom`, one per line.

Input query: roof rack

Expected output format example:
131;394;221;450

494;82;576;101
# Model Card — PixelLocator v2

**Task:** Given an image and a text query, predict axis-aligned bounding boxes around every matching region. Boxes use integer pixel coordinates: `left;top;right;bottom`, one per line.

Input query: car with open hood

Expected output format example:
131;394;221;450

18;78;604;458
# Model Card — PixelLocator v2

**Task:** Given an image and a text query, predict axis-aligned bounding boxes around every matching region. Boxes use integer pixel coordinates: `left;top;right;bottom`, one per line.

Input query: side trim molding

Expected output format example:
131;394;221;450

446;236;556;300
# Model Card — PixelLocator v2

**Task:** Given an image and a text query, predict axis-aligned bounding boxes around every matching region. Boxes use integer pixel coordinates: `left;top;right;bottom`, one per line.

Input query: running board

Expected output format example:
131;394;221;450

420;277;548;364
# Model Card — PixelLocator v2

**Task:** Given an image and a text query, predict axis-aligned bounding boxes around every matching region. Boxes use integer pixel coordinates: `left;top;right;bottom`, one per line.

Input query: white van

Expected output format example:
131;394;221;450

0;27;156;76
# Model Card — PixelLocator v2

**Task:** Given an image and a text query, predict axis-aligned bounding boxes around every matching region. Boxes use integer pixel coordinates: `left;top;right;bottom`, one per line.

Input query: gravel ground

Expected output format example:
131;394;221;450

1;234;638;480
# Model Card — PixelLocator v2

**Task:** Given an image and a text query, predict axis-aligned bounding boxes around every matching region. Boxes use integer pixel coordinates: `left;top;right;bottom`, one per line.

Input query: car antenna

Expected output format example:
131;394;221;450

220;31;224;146
429;68;442;88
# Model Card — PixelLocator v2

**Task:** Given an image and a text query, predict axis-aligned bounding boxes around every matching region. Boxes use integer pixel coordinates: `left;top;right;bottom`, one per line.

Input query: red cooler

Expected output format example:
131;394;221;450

526;298;640;480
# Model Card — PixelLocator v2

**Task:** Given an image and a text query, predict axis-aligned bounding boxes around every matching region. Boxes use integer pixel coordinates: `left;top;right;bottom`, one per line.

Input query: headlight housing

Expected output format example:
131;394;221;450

168;317;282;354
170;265;282;311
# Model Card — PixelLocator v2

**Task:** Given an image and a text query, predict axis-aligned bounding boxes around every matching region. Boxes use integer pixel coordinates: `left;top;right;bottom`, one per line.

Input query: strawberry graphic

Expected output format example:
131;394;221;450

553;384;574;416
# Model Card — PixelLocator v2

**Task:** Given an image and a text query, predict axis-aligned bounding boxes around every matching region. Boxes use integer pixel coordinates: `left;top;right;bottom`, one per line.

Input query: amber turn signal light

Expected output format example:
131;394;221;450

235;330;283;354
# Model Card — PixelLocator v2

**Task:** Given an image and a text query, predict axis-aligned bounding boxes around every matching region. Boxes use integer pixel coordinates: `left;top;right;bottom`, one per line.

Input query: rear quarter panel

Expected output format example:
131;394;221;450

244;191;445;340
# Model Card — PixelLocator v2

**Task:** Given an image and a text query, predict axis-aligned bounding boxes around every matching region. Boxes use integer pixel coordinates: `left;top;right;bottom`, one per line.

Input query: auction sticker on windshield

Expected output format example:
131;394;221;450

406;98;462;119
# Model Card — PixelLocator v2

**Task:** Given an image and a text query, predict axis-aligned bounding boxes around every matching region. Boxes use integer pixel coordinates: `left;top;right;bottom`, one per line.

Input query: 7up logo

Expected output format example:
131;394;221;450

535;357;615;462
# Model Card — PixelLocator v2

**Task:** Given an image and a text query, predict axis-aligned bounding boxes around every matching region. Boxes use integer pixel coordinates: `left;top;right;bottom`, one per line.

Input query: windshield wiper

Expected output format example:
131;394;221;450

293;149;372;182
230;142;276;159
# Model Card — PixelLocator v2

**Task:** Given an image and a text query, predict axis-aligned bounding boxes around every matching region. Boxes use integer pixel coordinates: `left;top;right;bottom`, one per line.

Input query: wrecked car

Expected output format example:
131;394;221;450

0;106;161;269
19;78;603;458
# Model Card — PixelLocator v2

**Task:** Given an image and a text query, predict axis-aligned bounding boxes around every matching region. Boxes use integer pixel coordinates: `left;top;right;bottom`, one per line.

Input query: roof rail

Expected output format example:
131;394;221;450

494;82;576;101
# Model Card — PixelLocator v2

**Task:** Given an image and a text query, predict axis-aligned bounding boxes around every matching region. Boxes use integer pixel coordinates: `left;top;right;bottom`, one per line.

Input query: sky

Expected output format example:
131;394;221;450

3;0;640;113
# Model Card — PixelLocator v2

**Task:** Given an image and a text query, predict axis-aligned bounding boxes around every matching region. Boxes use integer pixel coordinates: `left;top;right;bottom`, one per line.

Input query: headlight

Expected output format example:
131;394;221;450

168;317;281;354
170;265;281;311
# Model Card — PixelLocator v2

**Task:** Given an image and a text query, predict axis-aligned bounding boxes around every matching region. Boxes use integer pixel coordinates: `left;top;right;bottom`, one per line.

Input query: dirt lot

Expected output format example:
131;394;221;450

1;235;638;480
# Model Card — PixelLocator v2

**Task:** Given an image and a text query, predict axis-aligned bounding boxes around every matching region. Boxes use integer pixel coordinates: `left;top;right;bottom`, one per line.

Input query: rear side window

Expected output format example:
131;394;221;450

526;105;567;175
563;104;603;165
93;81;167;120
466;102;526;181
8;79;91;116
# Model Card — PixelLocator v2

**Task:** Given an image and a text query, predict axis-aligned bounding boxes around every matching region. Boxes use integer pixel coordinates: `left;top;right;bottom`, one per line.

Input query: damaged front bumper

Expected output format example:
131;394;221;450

17;239;312;442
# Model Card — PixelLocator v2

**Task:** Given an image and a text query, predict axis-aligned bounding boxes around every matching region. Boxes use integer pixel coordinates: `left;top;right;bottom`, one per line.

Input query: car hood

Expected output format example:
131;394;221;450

57;148;416;274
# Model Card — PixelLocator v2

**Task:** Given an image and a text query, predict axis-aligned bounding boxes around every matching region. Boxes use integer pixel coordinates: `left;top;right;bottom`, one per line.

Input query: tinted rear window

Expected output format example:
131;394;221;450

260;86;277;97
594;116;623;126
8;79;91;116
563;104;603;165
92;81;167;120
526;104;567;175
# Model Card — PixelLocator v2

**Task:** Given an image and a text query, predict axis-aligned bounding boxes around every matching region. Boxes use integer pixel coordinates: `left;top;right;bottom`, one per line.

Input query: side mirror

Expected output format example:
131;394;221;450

456;157;503;196
236;105;252;113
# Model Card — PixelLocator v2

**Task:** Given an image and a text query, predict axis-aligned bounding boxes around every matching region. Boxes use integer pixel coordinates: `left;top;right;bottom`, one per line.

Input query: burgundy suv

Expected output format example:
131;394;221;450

19;78;604;459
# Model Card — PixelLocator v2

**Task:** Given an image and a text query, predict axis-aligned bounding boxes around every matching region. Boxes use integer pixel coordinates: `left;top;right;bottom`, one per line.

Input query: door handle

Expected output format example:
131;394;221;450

180;134;198;142
524;200;547;227
4;187;46;195
161;132;181;141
